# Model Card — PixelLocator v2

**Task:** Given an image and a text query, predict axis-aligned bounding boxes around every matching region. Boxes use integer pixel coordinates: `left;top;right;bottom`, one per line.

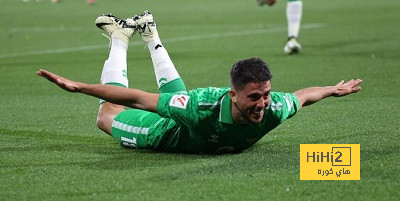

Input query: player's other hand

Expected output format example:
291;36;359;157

257;0;276;6
37;69;82;93
333;79;362;97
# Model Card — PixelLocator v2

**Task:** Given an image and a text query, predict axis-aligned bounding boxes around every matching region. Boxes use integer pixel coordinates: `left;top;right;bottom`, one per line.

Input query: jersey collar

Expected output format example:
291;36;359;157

219;92;234;124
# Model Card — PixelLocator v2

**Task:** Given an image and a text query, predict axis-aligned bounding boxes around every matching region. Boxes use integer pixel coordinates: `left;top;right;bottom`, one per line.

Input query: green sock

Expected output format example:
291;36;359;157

158;78;187;93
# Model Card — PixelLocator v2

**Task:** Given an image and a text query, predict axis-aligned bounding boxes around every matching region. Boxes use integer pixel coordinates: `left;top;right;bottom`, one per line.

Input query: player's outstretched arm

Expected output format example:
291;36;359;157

37;69;159;112
294;79;362;108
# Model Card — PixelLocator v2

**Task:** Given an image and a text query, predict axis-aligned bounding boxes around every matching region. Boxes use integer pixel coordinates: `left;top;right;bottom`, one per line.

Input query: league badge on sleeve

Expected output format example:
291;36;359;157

169;95;190;109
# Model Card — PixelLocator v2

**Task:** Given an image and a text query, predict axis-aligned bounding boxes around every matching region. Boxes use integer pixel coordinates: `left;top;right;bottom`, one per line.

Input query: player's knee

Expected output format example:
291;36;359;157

96;115;112;135
97;103;123;135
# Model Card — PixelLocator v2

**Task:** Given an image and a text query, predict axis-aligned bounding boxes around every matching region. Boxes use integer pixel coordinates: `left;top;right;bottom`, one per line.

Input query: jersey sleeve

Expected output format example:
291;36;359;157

269;92;300;123
156;92;198;127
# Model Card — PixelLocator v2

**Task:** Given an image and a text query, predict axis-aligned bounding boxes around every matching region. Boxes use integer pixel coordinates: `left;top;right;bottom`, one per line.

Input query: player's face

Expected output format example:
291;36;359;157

231;81;271;124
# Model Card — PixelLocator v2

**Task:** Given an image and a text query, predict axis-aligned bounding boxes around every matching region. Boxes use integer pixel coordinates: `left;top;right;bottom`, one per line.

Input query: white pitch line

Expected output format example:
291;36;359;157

2;23;309;33
0;23;325;59
6;26;94;33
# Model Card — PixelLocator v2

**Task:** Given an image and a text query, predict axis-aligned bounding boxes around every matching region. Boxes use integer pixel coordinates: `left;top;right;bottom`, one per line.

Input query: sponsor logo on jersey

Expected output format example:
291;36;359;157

169;95;190;109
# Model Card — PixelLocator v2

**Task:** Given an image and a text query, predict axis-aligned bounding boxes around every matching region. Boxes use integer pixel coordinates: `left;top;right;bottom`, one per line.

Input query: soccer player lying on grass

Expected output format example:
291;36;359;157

37;11;362;154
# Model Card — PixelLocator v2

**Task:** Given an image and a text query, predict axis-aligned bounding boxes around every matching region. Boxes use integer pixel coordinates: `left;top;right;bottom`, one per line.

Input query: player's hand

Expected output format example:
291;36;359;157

257;0;276;6
37;69;82;93
333;79;362;97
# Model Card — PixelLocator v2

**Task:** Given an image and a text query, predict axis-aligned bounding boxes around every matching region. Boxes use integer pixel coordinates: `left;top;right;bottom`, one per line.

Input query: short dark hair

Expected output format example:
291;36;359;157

230;57;272;90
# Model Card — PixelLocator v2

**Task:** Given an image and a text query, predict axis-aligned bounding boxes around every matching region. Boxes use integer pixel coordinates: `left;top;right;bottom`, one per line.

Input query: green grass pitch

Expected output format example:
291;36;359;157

1;0;399;200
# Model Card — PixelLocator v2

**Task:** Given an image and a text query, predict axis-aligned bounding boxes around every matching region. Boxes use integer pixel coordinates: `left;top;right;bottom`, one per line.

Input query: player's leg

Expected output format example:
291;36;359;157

284;0;303;54
129;11;187;93
95;14;138;135
287;0;302;39
111;109;169;149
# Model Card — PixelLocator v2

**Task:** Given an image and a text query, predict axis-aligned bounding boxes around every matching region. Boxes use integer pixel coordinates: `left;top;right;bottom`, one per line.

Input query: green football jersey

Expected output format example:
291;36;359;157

156;87;300;154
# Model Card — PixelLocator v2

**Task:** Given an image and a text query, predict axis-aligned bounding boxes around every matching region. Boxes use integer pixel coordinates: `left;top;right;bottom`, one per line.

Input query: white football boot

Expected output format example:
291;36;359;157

284;37;302;54
132;10;159;43
95;13;137;44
